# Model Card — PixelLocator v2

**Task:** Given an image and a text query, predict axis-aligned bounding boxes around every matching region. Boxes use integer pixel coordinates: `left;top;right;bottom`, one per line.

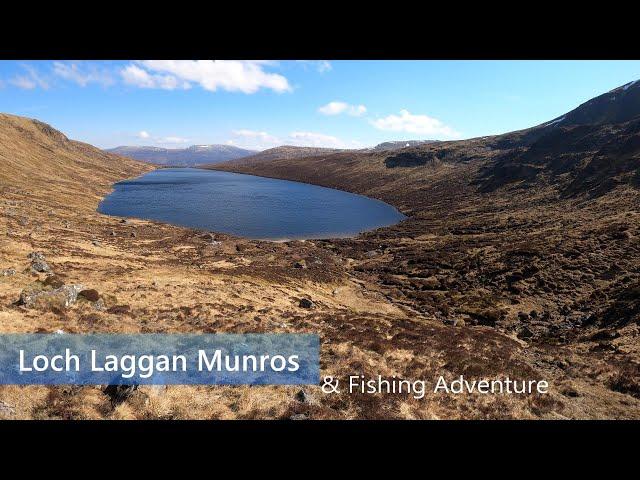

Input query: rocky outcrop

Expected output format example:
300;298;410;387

19;283;84;309
28;252;50;273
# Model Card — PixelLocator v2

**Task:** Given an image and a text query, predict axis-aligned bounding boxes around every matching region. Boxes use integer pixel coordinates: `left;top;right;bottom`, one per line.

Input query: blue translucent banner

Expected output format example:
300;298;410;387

0;334;319;385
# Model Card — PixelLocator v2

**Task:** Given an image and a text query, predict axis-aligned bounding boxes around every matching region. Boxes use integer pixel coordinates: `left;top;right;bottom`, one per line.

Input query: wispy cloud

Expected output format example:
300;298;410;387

161;136;190;144
371;109;461;138
230;129;361;150
297;60;332;73
121;61;291;94
316;61;332;73
52;62;115;87
231;129;280;148
318;101;367;116
289;131;346;148
9;64;49;90
133;130;189;146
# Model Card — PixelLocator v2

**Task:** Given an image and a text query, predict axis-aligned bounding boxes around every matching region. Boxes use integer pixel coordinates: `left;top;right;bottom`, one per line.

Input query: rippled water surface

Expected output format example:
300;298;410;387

98;168;406;240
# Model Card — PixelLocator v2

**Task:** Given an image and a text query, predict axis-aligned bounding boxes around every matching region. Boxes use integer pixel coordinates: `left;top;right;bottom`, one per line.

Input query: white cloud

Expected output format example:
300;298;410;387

233;129;280;144
121;64;190;90
121;60;291;94
52;62;114;87
230;129;281;149
9;64;49;90
161;136;189;144
132;131;189;146
229;129;360;150
318;101;367;116
371;109;461;138
289;131;349;148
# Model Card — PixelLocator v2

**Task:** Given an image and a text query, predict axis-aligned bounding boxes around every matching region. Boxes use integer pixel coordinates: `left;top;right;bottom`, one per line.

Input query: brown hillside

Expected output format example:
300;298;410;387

0;113;153;211
2;92;640;419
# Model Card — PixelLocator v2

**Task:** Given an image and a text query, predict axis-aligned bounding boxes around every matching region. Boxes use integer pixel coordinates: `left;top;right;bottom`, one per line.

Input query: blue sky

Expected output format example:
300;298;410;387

1;60;639;150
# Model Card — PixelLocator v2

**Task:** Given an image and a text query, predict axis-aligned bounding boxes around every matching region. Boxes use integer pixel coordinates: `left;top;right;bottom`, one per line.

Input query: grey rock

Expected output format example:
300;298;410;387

19;284;84;308
0;401;15;417
289;413;309;420
293;261;307;269
295;389;311;403
1;268;16;277
30;259;50;273
27;252;46;262
93;298;106;311
28;252;50;273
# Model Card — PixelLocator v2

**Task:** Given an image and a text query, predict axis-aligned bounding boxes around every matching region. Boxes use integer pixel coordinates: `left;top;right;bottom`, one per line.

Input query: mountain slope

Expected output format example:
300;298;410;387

542;79;640;128
107;144;257;166
0;114;152;211
210;79;640;350
372;140;439;151
476;79;640;195
2;108;640;418
214;145;346;165
213;79;640;203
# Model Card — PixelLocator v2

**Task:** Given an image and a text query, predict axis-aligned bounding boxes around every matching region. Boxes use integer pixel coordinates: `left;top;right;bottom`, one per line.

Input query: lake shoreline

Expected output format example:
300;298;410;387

98;167;406;241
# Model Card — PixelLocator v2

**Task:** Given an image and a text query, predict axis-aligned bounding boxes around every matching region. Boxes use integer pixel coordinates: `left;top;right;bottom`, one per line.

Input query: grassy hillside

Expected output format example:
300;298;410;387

0;113;152;211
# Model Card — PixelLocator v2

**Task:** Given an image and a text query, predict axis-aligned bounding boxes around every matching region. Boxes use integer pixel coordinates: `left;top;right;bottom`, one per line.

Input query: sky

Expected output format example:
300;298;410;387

0;60;639;150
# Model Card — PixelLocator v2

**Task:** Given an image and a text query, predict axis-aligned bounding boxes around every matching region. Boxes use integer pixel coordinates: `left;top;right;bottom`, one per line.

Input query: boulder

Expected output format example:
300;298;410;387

93;298;106;311
289;413;309;420
0;268;16;277
30;260;50;273
19;284;84;309
0;401;15;417
28;252;50;273
299;298;314;309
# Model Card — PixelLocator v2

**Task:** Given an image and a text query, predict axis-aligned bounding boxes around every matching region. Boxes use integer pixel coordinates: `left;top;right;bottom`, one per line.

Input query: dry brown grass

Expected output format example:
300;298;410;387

1;113;639;419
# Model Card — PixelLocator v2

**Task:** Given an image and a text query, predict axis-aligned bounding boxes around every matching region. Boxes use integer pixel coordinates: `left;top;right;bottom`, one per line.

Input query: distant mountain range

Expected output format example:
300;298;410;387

106;144;258;166
108;140;446;167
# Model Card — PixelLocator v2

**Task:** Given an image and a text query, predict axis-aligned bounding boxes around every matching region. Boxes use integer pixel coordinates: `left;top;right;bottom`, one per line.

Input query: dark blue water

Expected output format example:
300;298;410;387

98;168;406;240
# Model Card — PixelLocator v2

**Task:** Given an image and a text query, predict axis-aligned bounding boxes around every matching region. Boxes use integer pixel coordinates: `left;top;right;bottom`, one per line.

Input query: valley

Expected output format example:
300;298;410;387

1;79;640;419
